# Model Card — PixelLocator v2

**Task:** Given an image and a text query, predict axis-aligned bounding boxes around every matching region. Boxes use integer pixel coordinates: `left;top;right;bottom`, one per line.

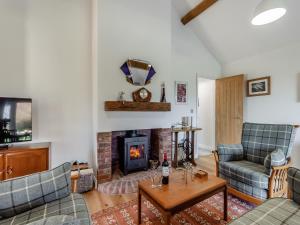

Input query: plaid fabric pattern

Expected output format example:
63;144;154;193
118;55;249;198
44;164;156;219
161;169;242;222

27;215;78;225
264;149;286;175
242;123;296;165
0;194;90;225
0;163;71;218
219;173;268;200
230;198;300;225
219;160;269;189
288;167;300;205
217;144;244;162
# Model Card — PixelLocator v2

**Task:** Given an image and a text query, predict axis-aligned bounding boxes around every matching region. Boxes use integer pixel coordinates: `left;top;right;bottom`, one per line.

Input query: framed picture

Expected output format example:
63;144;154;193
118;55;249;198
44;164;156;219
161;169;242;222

175;81;188;104
247;76;271;97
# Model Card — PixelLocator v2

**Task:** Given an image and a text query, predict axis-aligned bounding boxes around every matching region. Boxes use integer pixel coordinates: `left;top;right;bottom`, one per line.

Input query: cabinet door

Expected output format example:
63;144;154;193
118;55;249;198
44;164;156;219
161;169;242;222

5;148;48;179
0;153;4;180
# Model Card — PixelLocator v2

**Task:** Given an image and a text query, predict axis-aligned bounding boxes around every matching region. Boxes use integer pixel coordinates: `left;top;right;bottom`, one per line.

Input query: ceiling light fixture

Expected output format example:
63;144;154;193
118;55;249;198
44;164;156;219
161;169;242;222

251;0;287;26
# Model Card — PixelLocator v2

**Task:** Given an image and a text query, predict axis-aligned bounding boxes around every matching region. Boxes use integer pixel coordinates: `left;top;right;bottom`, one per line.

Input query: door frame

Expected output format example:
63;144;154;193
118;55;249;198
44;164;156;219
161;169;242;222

195;74;216;157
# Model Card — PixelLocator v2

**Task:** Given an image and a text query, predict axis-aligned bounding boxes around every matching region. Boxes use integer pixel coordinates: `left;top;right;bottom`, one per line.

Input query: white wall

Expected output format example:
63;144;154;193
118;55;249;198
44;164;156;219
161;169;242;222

97;0;172;132
91;0;99;169
171;4;221;130
97;0;221;132
0;0;93;167
0;1;27;97
197;78;215;155
223;42;300;169
25;0;93;167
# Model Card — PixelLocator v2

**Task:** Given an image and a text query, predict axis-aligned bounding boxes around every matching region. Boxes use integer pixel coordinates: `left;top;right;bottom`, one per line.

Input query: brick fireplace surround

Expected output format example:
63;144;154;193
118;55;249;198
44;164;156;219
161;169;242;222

97;128;172;183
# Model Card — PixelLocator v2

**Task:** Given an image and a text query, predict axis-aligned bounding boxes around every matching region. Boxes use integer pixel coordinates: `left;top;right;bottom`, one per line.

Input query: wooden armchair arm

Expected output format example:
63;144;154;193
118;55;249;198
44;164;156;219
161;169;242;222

271;162;291;171
212;150;219;176
212;150;219;163
268;159;291;198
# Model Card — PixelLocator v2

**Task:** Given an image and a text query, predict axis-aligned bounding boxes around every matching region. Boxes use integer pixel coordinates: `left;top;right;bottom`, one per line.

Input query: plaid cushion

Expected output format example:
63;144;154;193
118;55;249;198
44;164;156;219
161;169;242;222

26;215;78;225
264;149;286;175
219;160;269;189
217;144;244;162
0;163;71;218
230;198;300;225
0;193;90;225
242;123;296;165
220;173;268;200
288;167;300;205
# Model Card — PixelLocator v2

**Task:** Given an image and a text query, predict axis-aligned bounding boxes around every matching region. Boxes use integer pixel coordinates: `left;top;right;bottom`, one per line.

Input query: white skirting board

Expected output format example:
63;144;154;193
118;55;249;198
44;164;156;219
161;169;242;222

197;144;214;157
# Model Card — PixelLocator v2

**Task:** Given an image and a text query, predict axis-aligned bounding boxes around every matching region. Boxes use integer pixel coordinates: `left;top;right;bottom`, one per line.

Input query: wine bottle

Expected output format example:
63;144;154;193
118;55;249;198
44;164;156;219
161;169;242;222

162;152;169;185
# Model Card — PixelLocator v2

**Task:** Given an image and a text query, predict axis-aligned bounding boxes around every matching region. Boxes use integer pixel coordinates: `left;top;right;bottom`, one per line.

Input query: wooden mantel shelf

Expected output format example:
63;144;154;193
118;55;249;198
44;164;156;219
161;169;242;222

104;101;171;112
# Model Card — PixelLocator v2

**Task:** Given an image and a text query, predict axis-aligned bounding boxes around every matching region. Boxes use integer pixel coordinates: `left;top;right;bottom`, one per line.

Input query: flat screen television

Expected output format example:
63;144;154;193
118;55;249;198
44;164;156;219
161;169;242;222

0;97;32;144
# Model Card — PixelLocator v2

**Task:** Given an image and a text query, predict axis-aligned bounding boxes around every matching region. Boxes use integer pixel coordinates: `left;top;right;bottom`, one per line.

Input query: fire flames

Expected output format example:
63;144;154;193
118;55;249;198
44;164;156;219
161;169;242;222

130;146;141;159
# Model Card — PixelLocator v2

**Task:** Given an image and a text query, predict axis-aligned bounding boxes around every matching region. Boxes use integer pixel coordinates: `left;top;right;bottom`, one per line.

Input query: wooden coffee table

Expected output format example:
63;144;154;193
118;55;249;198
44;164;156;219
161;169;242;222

138;174;227;224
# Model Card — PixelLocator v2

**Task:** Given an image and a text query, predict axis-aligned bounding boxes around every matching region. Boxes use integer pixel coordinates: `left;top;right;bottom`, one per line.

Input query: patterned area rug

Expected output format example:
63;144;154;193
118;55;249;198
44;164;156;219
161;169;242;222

98;171;153;195
92;193;254;225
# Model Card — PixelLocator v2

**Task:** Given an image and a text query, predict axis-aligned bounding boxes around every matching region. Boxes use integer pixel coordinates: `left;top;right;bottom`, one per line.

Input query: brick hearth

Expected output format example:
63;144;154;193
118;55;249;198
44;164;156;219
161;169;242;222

97;128;172;183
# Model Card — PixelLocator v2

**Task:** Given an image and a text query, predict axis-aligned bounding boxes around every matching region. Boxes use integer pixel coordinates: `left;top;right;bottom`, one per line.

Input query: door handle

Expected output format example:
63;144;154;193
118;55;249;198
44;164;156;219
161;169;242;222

6;166;13;175
233;117;241;119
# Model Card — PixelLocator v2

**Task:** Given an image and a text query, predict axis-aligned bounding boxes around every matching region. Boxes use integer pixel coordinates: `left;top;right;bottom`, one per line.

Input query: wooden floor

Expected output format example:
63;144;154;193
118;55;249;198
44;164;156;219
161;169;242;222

83;154;215;214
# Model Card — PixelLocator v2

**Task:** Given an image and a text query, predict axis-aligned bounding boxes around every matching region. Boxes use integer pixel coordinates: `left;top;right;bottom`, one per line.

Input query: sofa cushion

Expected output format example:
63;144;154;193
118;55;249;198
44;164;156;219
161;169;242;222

217;144;244;162
27;215;78;225
220;174;268;200
0;193;90;225
219;160;269;189
230;198;300;225
242;123;295;165
0;162;71;219
288;167;300;205
264;149;286;175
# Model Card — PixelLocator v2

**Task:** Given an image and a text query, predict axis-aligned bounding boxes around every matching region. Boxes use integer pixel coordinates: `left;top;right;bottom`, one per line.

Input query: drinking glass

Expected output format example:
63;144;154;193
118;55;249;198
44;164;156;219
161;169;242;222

149;160;159;188
153;166;162;188
183;162;194;184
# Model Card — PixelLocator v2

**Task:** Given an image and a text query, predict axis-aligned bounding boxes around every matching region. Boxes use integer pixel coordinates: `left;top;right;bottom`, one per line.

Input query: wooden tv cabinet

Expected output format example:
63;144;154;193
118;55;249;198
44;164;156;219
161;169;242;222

0;146;49;181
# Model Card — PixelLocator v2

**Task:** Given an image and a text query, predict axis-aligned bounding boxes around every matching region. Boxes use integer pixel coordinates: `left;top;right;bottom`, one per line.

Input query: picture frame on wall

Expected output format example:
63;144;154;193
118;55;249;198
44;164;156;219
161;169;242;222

175;81;188;104
247;76;271;97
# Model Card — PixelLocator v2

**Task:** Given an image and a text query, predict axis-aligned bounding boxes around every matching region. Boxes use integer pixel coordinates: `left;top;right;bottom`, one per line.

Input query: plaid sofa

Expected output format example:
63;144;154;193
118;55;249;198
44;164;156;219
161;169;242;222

217;123;296;200
230;167;300;224
0;163;91;225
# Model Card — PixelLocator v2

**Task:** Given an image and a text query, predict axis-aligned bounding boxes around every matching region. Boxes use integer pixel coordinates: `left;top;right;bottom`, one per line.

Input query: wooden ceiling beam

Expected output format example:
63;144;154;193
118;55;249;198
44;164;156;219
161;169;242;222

181;0;217;25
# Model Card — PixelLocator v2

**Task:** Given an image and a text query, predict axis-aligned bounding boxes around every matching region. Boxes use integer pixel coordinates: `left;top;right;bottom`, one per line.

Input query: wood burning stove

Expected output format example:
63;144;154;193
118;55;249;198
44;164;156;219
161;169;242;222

118;131;148;175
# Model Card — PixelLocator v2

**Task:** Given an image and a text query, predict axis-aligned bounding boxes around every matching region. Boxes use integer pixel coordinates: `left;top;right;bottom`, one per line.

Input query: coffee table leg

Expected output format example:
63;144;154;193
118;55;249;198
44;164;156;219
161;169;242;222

138;190;142;224
224;186;228;221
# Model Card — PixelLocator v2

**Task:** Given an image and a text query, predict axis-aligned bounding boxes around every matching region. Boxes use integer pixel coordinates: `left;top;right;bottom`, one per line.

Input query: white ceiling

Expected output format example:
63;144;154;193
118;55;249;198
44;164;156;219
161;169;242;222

172;0;300;64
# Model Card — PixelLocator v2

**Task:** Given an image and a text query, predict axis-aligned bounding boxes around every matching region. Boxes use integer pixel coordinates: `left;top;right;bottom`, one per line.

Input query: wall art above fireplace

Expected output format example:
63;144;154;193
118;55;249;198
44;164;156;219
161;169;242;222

120;59;156;86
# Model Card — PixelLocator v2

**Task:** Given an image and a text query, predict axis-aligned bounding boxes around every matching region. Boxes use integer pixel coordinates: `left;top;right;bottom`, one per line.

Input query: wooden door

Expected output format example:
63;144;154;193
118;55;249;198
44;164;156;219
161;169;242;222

0;153;4;180
216;75;244;145
4;148;48;179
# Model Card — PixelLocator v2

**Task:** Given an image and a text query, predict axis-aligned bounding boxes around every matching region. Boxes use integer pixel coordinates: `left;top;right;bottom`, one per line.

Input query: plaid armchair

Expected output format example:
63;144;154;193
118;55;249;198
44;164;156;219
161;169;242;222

214;123;297;203
230;167;300;224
